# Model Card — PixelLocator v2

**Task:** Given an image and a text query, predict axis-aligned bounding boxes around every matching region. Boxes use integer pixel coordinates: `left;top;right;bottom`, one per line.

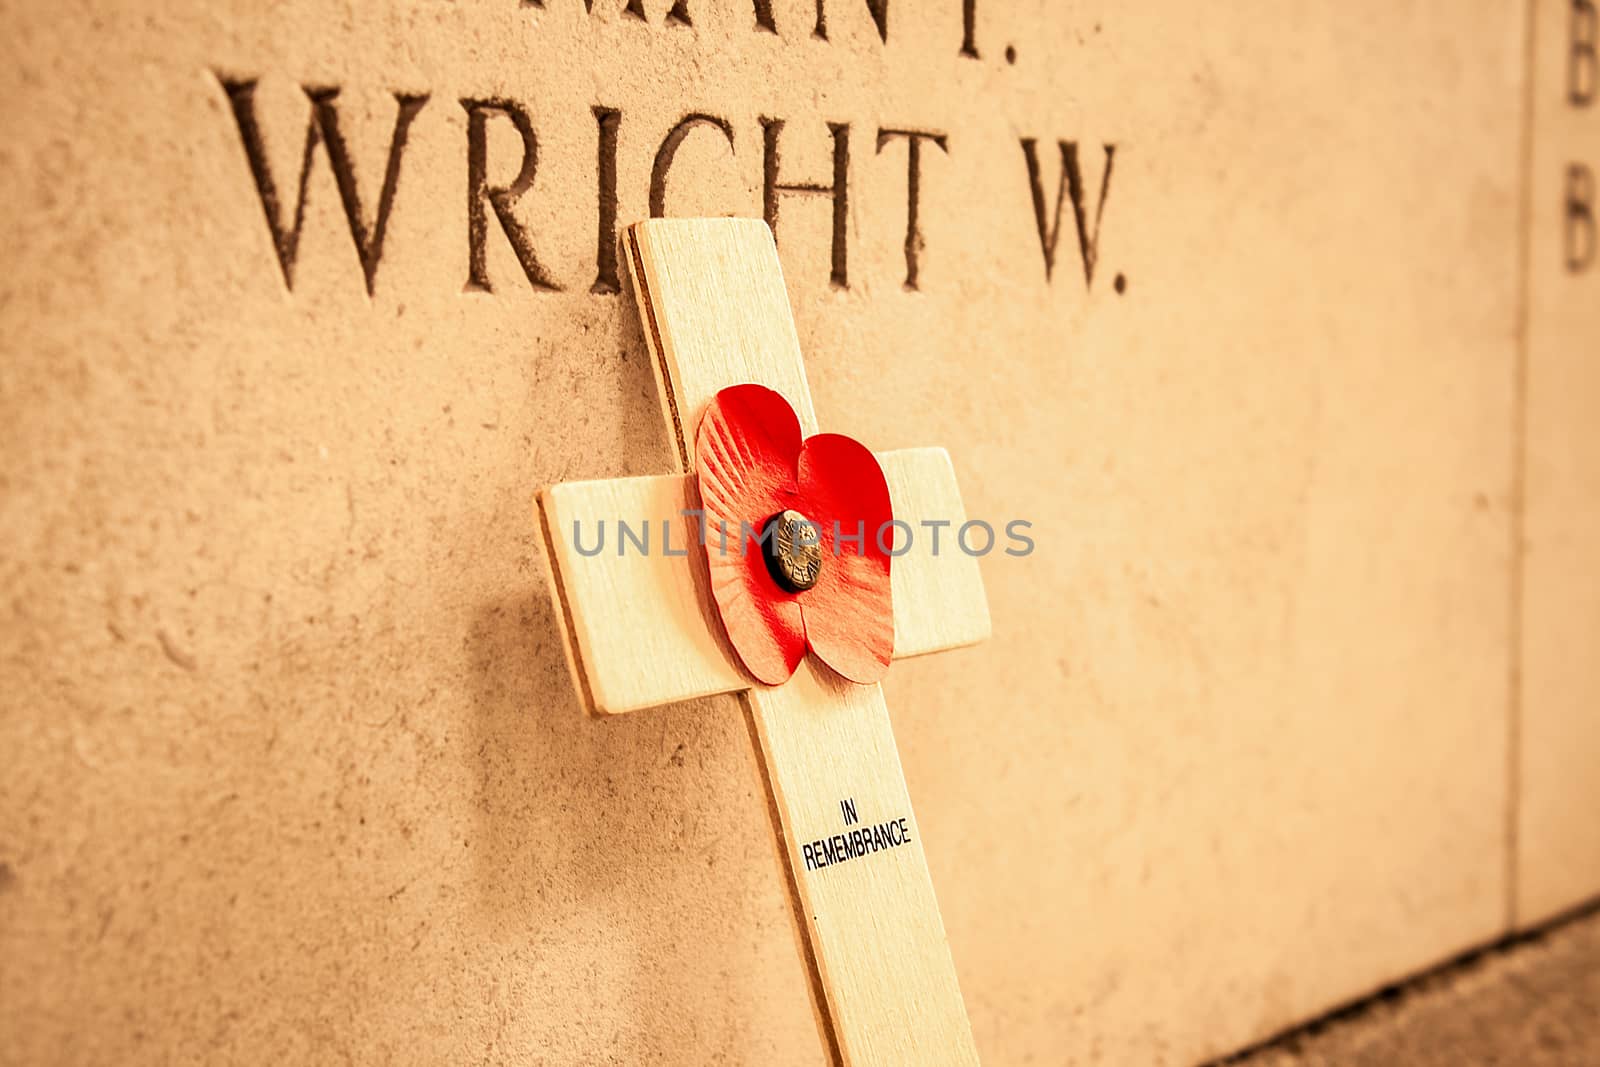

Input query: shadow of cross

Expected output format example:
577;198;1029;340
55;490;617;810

536;219;990;1067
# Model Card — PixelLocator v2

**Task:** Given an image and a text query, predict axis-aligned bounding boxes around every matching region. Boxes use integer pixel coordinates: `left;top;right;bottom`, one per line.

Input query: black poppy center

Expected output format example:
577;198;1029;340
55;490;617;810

762;509;824;593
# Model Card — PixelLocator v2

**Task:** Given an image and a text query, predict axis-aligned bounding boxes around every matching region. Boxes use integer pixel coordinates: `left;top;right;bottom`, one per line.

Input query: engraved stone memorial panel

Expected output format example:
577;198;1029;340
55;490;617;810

0;2;1554;1065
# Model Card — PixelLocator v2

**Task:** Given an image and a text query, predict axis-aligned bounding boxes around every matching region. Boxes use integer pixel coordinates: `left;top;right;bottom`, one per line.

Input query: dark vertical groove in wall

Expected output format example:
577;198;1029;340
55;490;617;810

1507;0;1540;933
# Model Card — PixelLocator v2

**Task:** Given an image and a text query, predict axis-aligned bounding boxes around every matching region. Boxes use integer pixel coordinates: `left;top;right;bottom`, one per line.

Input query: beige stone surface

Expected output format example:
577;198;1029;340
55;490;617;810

1517;0;1600;929
0;1;1527;1065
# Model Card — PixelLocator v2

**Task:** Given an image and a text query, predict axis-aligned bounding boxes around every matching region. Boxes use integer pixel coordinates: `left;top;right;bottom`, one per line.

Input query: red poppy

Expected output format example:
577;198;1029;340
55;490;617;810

694;384;894;685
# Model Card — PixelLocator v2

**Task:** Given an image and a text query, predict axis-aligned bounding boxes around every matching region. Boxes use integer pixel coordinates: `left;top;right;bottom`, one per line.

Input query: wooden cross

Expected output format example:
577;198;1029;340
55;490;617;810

537;219;990;1066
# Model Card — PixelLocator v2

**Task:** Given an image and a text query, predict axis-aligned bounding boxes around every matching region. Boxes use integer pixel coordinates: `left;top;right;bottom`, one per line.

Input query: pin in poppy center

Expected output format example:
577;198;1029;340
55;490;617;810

762;509;824;593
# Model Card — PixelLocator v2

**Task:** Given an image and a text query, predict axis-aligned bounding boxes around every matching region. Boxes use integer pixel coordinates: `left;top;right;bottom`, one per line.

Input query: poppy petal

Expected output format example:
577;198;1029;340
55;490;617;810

694;385;807;685
795;433;895;683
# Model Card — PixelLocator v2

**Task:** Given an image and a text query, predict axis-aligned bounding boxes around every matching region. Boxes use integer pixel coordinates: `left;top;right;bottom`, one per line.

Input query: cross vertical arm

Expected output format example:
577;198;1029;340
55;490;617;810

618;218;985;1065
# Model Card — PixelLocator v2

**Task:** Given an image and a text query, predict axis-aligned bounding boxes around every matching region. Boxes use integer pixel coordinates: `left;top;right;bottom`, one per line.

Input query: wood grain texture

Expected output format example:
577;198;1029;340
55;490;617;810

537;448;989;716
628;218;821;458
884;448;992;660
614;217;985;1065
750;659;980;1066
537;473;743;716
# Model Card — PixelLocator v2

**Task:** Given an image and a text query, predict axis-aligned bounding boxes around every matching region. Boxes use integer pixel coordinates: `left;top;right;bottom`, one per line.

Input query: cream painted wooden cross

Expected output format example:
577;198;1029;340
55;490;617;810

537;219;990;1066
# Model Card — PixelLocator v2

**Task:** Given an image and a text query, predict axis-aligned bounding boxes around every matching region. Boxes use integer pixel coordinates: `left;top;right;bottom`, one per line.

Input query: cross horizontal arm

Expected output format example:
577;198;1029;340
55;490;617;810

538;447;990;716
